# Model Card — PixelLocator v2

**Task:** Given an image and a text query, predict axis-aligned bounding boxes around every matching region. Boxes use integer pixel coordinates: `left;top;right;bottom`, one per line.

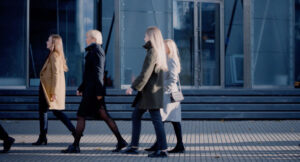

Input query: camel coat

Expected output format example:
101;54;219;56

40;52;66;110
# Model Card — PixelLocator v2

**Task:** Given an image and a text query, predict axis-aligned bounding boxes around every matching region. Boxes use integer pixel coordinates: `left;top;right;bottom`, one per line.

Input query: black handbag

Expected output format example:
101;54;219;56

170;76;184;102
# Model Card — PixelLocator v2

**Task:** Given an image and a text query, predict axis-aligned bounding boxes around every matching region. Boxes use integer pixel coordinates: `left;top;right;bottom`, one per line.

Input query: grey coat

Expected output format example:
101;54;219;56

160;58;182;122
131;42;164;110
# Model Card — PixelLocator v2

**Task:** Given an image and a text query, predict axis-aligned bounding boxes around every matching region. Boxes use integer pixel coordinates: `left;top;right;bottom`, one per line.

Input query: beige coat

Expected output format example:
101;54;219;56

40;52;66;110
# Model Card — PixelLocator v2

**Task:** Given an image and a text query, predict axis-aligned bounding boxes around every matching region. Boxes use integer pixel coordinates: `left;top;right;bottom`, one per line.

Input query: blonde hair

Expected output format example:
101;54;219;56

164;39;181;73
87;30;103;44
50;34;68;72
146;26;168;71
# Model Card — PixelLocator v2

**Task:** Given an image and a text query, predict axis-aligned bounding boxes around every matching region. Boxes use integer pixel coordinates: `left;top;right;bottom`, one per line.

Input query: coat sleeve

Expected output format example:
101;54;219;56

50;53;60;95
165;59;178;91
131;49;157;91
77;82;84;92
92;50;105;96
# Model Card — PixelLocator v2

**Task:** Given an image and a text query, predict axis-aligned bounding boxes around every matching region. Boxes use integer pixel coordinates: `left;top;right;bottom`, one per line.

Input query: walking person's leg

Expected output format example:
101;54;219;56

32;109;48;145
148;109;168;158
52;110;76;136
0;124;15;153
122;108;145;154
61;116;85;153
33;84;49;145
168;122;184;153
97;105;128;152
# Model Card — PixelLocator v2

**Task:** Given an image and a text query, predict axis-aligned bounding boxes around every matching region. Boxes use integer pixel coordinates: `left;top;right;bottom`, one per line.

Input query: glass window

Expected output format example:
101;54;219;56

102;0;115;87
29;0;96;87
0;0;27;88
173;1;222;87
173;1;194;86
251;0;293;87
224;0;244;87
119;0;172;86
199;2;221;86
295;0;300;87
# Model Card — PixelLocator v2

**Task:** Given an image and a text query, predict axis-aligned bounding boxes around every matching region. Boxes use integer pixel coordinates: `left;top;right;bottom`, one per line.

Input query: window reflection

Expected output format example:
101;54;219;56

173;1;194;85
0;0;27;87
252;0;293;87
29;0;95;87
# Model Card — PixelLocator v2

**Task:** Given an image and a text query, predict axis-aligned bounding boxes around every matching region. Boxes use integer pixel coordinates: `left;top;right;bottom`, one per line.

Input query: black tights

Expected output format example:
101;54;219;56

0;124;9;141
73;106;124;146
152;122;183;147
171;122;183;145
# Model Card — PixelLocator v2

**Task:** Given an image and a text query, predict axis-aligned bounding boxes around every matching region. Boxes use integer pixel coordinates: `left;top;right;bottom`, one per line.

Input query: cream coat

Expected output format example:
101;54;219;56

40;52;66;110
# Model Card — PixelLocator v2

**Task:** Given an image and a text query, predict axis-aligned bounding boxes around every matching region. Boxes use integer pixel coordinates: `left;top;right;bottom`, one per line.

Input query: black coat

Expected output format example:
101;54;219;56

77;43;105;117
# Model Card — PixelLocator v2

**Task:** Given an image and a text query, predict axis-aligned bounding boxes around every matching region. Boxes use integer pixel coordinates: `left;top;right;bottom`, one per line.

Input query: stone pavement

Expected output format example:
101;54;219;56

0;120;299;162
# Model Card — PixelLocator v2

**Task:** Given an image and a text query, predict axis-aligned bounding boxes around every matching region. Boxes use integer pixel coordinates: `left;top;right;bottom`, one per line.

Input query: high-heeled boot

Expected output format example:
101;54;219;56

145;141;158;152
112;139;128;152
32;134;47;145
168;143;185;153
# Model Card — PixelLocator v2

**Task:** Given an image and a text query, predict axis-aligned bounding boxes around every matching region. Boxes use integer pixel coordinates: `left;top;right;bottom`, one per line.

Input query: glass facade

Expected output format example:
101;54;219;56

173;1;194;85
199;3;221;86
173;1;222;86
225;0;244;87
102;0;115;87
251;0;294;87
296;0;300;84
0;0;299;89
119;0;172;86
0;0;28;88
29;0;95;87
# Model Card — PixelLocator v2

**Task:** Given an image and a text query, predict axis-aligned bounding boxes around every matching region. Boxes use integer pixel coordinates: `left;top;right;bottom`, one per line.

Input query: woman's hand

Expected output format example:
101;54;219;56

76;90;82;96
97;96;103;100
126;88;133;95
50;94;57;101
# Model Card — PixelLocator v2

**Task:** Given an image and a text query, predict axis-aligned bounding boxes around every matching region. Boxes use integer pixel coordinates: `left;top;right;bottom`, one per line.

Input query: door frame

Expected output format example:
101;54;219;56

173;0;225;88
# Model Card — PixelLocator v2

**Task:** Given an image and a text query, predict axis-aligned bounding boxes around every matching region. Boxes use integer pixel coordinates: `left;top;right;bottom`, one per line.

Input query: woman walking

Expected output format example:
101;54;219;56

122;26;168;158
145;39;185;153
0;124;14;153
62;30;127;153
32;34;76;145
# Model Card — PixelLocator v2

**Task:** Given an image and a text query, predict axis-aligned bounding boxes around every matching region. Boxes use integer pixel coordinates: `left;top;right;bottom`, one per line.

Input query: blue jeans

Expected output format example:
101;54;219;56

130;108;167;150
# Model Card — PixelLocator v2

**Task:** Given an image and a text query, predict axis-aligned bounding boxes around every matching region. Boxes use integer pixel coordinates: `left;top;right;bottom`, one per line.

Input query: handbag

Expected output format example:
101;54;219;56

170;76;184;102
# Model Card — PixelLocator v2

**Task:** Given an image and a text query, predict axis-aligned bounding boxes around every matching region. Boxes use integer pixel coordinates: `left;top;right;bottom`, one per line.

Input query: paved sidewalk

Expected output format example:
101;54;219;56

0;120;299;162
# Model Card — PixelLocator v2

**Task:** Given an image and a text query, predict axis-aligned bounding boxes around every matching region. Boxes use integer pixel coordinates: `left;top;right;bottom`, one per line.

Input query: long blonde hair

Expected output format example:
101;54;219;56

164;39;181;73
146;26;168;71
50;34;68;72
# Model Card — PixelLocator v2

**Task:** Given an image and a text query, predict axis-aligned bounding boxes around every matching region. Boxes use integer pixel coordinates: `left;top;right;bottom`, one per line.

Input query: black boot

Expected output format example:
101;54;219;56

148;150;168;158
2;137;15;153
61;144;80;153
145;142;158;151
121;147;139;154
168;143;185;153
32;134;47;145
112;140;128;152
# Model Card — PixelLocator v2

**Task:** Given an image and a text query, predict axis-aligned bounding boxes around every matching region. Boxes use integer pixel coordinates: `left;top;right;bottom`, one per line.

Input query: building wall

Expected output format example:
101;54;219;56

0;0;299;89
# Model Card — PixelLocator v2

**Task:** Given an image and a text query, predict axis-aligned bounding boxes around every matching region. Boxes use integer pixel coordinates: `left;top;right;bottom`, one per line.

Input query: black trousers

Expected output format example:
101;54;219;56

0;124;9;141
38;84;75;136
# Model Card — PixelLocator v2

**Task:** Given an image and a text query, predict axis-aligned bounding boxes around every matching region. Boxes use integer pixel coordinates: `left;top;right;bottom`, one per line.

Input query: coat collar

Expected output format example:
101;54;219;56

143;41;152;50
85;43;101;51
